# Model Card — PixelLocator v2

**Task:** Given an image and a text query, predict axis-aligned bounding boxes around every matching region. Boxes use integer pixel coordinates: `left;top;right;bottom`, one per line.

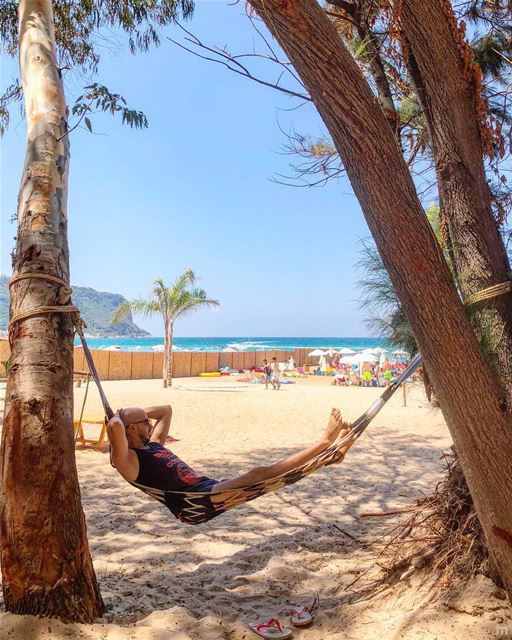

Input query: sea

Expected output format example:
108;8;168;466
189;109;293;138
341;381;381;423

75;336;388;353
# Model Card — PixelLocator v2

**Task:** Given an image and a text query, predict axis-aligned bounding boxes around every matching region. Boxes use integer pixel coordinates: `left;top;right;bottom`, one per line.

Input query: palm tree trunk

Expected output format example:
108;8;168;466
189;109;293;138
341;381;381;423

167;323;175;387
0;0;104;622
397;0;512;409
162;318;169;387
247;0;512;597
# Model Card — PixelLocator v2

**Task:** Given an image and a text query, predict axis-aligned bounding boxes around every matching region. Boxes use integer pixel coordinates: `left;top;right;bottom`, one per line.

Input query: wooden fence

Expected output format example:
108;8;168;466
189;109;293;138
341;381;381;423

0;340;326;381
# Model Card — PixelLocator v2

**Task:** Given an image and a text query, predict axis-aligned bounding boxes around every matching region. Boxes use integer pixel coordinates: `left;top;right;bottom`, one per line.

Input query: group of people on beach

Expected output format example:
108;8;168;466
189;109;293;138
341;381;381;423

331;358;406;387
261;357;281;390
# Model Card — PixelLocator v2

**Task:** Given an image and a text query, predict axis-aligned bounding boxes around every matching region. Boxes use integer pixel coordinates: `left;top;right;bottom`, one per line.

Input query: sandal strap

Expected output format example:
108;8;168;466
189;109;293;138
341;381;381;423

256;618;282;633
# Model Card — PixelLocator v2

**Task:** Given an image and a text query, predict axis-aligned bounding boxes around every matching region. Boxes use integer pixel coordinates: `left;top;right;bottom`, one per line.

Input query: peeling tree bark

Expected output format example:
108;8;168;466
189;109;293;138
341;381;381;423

0;0;104;622
247;0;512;597
397;0;512;409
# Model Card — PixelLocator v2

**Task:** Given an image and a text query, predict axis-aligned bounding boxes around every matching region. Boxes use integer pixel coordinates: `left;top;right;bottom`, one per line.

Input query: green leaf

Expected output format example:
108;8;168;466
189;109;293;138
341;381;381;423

84;116;93;132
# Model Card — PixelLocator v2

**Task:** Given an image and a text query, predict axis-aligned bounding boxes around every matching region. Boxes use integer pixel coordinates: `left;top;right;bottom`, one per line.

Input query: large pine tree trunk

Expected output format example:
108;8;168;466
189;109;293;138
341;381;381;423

0;0;104;622
247;0;512;596
397;0;512;409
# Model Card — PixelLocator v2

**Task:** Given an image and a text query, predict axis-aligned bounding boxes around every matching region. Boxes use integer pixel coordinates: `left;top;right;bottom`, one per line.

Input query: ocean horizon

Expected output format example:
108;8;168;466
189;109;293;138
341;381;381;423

76;336;389;353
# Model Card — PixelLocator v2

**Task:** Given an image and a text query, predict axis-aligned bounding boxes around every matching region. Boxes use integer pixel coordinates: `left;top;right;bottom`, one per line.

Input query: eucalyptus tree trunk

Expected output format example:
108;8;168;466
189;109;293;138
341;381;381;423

247;0;512;597
0;0;104;622
167;323;175;387
397;0;512;410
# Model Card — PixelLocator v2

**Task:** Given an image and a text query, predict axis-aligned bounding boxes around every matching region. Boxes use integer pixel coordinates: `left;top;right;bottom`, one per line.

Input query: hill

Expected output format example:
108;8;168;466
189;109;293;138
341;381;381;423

0;276;149;337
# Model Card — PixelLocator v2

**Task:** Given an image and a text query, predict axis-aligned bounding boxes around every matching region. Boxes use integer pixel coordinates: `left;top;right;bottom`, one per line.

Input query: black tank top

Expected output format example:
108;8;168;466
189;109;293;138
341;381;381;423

132;442;208;491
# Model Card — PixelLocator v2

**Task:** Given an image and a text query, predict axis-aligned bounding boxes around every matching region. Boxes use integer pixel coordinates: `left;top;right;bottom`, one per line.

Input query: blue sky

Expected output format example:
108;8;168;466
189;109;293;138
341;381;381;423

1;1;373;337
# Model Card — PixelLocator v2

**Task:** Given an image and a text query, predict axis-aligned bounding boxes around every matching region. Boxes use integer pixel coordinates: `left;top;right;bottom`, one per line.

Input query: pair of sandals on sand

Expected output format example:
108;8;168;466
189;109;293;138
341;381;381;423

250;596;319;639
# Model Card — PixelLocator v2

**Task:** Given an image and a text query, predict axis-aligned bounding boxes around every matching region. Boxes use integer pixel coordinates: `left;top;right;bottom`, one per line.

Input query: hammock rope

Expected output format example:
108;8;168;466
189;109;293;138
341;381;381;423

8;271;422;524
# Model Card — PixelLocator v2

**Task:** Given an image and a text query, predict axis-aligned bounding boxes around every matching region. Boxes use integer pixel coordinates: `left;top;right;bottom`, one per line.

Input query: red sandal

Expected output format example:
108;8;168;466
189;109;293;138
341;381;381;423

249;618;293;639
289;594;319;627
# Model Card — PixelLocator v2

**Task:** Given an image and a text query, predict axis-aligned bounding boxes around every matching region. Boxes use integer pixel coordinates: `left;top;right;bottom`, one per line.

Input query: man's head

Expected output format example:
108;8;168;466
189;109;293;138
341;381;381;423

272;357;277;362
120;407;152;448
263;359;268;364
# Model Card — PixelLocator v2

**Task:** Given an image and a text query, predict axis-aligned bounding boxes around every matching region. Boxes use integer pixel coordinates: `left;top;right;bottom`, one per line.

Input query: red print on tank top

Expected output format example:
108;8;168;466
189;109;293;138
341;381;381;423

153;449;202;485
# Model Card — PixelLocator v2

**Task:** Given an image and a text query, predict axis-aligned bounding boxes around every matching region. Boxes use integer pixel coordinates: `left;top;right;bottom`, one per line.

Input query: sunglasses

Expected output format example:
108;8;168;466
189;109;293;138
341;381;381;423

132;417;151;426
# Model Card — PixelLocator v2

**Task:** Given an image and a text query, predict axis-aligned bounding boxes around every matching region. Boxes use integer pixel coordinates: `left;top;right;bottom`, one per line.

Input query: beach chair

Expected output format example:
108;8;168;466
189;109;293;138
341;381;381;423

74;416;107;449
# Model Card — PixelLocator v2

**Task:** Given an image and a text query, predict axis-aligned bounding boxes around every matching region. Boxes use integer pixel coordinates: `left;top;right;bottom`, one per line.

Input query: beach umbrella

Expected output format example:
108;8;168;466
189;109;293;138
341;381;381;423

325;348;338;356
355;351;378;363
308;349;325;357
319;355;328;372
379;350;387;367
339;348;356;355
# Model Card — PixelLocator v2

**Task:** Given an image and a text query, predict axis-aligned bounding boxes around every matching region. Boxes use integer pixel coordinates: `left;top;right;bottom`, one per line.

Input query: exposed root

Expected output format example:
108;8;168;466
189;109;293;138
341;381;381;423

350;451;502;599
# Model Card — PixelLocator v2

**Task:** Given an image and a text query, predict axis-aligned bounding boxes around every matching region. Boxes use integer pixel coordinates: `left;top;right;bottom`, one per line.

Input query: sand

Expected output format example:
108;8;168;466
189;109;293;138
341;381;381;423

0;375;510;639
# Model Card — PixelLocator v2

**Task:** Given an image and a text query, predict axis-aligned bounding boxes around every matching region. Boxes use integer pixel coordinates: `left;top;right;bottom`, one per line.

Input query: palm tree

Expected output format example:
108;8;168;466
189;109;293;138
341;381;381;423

113;269;219;387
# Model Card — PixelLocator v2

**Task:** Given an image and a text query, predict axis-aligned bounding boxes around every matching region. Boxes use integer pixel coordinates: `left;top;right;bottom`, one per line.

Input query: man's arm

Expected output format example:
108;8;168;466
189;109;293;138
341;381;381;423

107;414;138;481
146;405;172;445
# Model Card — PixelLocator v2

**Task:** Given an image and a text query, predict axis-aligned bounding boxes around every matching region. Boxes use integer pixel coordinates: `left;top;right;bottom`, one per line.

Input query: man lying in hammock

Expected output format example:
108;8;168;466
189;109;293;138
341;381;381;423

107;405;354;525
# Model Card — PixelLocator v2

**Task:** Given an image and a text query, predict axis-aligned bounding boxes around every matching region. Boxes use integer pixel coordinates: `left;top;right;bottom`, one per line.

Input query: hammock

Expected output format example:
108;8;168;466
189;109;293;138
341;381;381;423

7;272;422;525
77;324;422;524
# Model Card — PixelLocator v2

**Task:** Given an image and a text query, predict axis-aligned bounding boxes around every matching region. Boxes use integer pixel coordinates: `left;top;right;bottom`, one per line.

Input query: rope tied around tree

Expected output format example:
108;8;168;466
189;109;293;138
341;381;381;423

465;280;512;307
7;272;113;418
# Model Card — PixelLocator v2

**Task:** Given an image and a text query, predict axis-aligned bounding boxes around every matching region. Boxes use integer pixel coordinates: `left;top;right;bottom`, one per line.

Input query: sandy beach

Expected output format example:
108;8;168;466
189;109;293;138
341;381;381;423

1;375;510;639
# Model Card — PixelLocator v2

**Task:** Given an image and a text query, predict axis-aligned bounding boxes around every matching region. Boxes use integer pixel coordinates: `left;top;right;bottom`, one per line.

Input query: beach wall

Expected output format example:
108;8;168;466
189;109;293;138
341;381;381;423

0;341;322;380
73;347;316;380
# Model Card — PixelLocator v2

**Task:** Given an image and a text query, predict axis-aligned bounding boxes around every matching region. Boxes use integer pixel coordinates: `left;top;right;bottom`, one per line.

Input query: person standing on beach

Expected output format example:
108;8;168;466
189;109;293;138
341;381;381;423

271;357;281;390
262;358;274;390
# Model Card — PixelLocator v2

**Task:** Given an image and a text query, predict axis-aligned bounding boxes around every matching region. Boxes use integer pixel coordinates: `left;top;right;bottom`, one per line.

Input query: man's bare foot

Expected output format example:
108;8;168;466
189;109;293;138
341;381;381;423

333;421;355;463
323;408;344;445
166;436;180;444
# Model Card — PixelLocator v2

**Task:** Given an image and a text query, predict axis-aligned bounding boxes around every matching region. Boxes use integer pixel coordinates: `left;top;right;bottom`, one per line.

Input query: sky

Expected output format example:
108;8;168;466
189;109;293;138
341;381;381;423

0;1;374;338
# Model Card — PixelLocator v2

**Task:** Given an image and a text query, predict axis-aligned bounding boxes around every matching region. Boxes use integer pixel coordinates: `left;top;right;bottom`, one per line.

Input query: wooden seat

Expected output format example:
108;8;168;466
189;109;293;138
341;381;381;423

73;370;90;388
74;416;107;449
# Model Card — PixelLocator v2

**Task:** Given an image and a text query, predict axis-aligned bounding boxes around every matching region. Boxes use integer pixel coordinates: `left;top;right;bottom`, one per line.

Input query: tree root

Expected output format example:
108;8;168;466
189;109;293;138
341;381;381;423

350;450;502;598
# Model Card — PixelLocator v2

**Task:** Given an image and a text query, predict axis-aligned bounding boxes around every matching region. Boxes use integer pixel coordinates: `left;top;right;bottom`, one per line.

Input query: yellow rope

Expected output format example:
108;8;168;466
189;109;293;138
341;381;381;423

8;272;81;343
9;272;71;291
465;281;512;306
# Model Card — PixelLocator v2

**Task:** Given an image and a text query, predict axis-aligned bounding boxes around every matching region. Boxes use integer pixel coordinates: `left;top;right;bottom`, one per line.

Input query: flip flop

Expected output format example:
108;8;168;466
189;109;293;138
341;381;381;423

289;595;319;628
249;618;293;639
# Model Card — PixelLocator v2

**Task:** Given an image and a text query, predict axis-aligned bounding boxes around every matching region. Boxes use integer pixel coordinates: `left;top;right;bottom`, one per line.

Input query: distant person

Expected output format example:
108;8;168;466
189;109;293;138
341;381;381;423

382;359;393;387
271;357;281;390
287;356;296;371
361;362;372;387
262;358;273;390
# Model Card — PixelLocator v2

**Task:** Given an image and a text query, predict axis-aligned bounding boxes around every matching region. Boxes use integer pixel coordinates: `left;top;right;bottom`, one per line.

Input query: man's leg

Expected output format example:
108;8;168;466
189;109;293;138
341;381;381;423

210;409;353;497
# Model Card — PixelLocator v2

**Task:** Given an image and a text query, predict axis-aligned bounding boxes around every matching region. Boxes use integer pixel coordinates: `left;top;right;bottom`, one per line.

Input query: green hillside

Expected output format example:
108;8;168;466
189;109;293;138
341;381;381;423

0;276;148;337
